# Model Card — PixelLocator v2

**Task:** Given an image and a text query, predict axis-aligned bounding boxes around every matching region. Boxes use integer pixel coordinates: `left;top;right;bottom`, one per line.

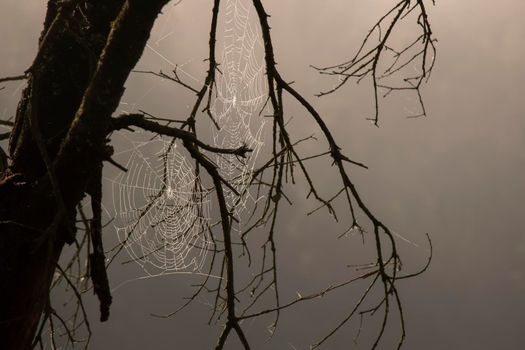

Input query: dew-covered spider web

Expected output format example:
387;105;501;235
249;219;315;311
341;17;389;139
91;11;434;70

108;136;212;276
106;0;268;276
211;0;268;218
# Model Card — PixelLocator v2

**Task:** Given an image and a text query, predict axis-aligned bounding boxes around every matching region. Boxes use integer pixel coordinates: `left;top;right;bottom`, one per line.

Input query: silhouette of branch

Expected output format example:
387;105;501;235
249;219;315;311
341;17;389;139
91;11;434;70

243;0;434;348
111;113;251;158
312;0;436;125
24;0;435;349
184;140;251;350
0;73;27;84
87;163;112;322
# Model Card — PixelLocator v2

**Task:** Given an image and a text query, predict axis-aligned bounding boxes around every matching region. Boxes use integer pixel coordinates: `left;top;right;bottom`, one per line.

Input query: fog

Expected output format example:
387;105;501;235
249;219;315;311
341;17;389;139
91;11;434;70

1;0;524;349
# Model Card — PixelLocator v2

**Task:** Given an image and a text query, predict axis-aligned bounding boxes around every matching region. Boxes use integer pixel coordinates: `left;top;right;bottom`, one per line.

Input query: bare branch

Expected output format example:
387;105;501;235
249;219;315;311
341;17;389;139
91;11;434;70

312;0;436;125
111;113;251;158
0;73;27;84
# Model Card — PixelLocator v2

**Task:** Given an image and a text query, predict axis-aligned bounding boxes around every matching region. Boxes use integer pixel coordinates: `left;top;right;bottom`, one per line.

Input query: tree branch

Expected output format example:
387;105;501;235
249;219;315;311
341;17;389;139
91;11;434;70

111;113;251;157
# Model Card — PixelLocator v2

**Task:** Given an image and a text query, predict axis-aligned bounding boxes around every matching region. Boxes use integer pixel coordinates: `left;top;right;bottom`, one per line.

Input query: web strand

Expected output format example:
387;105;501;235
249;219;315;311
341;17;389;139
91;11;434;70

110;137;212;276
211;0;267;221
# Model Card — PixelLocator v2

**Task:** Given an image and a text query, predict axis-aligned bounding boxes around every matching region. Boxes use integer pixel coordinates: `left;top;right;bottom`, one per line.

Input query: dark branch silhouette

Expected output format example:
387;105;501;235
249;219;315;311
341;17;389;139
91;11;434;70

0;0;436;349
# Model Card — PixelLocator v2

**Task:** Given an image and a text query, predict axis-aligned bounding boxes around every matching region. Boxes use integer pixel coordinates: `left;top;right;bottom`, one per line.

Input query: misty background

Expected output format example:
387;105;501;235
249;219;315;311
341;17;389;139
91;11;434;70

1;0;524;349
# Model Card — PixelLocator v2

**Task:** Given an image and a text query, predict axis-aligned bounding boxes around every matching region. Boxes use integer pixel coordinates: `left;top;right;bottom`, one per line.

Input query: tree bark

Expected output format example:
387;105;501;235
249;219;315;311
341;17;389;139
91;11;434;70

0;1;169;348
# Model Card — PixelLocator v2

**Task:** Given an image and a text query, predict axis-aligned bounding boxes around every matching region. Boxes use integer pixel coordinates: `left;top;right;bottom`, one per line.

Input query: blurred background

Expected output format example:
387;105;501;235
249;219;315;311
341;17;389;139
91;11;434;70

1;0;524;349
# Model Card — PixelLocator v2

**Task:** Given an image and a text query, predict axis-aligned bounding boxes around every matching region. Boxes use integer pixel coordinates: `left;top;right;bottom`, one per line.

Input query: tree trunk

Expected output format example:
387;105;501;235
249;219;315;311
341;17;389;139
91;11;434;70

0;1;169;348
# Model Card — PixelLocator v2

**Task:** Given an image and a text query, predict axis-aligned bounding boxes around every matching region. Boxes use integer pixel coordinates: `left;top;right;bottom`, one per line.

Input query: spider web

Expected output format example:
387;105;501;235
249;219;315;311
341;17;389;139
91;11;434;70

108;136;212;276
211;0;268;218
107;0;267;276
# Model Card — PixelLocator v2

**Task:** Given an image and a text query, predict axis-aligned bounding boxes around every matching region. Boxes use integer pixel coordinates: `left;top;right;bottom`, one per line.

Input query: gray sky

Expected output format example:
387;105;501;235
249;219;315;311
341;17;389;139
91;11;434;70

1;0;524;349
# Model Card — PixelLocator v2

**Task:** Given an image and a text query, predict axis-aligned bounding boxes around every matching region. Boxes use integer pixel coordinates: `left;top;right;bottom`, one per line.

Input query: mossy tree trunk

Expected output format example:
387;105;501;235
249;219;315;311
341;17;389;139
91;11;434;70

0;1;170;349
